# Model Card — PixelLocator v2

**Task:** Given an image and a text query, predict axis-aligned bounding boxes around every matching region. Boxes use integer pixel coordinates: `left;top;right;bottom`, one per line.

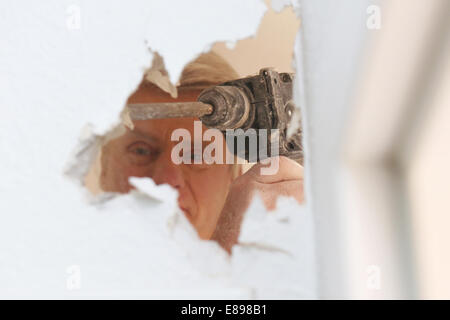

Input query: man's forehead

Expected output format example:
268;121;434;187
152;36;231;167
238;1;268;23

127;81;203;104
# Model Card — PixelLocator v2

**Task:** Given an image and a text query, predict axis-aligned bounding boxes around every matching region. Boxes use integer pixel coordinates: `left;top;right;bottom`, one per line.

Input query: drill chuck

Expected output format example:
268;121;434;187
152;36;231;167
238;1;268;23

198;86;252;131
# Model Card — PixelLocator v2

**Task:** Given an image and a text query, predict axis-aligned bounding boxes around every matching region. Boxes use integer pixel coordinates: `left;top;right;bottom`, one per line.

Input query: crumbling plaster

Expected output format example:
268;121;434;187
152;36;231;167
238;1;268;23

0;0;314;298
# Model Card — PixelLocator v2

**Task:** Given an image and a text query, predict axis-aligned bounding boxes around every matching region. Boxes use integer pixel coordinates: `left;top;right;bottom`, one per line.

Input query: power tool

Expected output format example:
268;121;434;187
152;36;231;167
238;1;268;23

126;68;303;163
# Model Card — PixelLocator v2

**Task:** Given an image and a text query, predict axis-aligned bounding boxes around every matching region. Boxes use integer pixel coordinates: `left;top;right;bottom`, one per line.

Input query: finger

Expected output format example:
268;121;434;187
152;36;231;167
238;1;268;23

254;179;304;210
246;156;304;184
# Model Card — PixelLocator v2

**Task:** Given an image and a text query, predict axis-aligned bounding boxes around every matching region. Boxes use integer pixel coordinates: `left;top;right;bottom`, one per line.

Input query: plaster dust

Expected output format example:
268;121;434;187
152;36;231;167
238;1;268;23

0;0;314;298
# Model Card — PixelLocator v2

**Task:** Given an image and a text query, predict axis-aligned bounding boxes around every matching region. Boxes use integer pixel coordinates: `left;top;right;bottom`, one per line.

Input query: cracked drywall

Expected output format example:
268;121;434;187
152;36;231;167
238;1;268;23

143;51;178;98
0;0;315;298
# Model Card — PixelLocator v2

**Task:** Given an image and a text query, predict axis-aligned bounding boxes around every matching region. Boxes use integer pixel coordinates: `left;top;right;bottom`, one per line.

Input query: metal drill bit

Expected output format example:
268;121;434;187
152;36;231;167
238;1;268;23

126;102;213;120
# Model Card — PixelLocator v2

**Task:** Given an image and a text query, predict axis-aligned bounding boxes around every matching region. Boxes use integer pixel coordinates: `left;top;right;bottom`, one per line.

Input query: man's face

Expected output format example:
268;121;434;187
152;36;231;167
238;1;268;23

100;85;235;239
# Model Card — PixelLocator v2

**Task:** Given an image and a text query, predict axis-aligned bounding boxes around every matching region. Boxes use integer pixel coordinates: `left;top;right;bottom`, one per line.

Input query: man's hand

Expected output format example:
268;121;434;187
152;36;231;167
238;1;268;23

212;156;304;252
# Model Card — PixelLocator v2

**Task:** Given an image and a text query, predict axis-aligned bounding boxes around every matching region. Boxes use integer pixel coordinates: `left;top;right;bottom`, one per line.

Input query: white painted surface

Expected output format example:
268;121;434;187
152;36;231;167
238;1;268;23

0;0;315;299
298;0;374;298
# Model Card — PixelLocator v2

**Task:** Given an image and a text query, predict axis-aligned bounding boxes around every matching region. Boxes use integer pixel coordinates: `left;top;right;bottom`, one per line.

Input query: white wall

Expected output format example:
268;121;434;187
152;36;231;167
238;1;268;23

4;0;446;300
0;0;315;299
298;0;375;298
299;0;450;298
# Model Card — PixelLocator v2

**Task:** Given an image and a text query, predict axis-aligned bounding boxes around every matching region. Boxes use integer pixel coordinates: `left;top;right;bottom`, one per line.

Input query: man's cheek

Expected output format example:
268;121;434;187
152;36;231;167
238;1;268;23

189;174;220;211
106;158;151;191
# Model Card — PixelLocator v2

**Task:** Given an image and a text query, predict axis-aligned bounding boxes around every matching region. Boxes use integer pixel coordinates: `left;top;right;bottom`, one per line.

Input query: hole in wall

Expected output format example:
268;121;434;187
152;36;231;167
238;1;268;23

81;1;304;253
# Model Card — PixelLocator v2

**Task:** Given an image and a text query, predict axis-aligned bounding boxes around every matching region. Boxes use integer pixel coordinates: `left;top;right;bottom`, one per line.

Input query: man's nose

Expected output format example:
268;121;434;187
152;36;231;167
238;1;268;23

151;156;185;190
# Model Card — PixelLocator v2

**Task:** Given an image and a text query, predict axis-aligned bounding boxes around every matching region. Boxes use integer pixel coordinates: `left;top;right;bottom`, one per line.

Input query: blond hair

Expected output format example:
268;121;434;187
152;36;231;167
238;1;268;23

177;52;239;90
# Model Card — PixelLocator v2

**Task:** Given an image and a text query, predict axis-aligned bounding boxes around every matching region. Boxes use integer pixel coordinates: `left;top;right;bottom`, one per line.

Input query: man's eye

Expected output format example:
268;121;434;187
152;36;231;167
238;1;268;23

134;147;150;155
127;141;157;165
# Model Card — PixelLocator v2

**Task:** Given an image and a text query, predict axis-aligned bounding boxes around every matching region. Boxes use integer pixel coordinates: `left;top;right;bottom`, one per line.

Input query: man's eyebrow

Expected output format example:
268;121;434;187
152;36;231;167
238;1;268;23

127;127;160;143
